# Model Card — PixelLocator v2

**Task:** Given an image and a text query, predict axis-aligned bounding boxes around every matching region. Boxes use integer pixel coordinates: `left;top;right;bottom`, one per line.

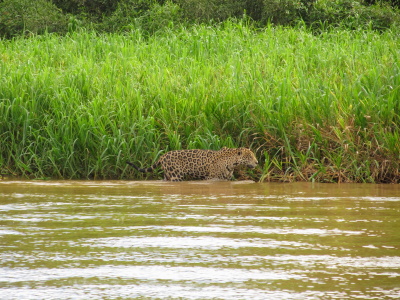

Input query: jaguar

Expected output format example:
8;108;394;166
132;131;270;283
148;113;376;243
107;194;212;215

127;147;258;181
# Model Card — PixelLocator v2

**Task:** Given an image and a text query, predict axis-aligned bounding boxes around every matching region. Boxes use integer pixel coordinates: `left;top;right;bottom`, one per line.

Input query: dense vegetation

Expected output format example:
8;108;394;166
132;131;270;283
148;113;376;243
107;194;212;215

0;1;399;182
1;0;400;38
1;22;399;182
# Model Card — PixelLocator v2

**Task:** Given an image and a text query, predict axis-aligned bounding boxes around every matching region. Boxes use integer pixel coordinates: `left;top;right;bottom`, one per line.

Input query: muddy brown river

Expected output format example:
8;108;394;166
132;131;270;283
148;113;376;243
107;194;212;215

0;180;399;299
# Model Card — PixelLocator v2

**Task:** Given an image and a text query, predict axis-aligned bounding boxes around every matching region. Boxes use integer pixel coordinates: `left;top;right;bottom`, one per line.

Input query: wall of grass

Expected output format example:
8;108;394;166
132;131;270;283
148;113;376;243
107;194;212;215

1;23;399;182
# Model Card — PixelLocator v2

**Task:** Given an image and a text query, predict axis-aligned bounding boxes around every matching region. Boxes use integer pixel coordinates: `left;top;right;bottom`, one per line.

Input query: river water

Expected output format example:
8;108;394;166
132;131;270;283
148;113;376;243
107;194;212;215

0;180;399;299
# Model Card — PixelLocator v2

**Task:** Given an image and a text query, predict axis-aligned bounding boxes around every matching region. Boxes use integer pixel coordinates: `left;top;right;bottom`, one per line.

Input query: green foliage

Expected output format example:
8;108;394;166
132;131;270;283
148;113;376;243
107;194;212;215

52;0;119;18
140;1;182;33
260;0;315;26
361;2;400;30
0;0;399;38
0;0;68;38
365;0;400;8
100;0;181;33
175;0;248;22
308;0;400;30
0;24;399;182
98;0;400;32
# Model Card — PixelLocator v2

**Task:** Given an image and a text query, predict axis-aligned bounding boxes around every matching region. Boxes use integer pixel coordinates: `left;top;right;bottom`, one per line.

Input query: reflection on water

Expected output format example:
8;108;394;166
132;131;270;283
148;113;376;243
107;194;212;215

0;181;399;299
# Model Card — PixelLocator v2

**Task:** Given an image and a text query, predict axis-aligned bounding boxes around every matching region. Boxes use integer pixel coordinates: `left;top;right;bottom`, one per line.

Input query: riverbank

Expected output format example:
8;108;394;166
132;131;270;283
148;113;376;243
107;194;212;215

0;23;399;182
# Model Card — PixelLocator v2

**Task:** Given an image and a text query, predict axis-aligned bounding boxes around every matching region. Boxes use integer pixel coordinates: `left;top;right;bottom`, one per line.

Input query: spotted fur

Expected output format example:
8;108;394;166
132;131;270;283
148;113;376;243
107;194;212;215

127;147;258;181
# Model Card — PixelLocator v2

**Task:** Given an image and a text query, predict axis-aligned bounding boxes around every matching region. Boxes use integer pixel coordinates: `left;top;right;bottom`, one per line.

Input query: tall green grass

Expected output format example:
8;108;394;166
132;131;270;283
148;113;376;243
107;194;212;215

1;22;399;182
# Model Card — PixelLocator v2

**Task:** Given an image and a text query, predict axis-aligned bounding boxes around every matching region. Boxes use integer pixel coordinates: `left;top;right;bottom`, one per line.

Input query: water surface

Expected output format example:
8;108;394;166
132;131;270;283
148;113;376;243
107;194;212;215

1;181;399;299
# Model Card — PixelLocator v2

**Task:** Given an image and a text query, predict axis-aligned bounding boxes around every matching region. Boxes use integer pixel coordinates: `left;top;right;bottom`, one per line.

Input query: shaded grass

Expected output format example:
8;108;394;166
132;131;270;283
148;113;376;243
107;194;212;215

0;22;399;182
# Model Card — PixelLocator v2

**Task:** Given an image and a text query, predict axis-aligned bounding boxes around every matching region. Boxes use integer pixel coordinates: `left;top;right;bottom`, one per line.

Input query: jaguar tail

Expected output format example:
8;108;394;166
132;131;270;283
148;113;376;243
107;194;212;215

127;161;160;173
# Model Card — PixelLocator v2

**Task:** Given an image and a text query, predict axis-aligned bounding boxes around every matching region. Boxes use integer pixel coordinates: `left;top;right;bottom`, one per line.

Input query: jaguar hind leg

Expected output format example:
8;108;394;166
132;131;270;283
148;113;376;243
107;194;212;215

164;171;183;181
170;178;183;182
169;174;184;181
